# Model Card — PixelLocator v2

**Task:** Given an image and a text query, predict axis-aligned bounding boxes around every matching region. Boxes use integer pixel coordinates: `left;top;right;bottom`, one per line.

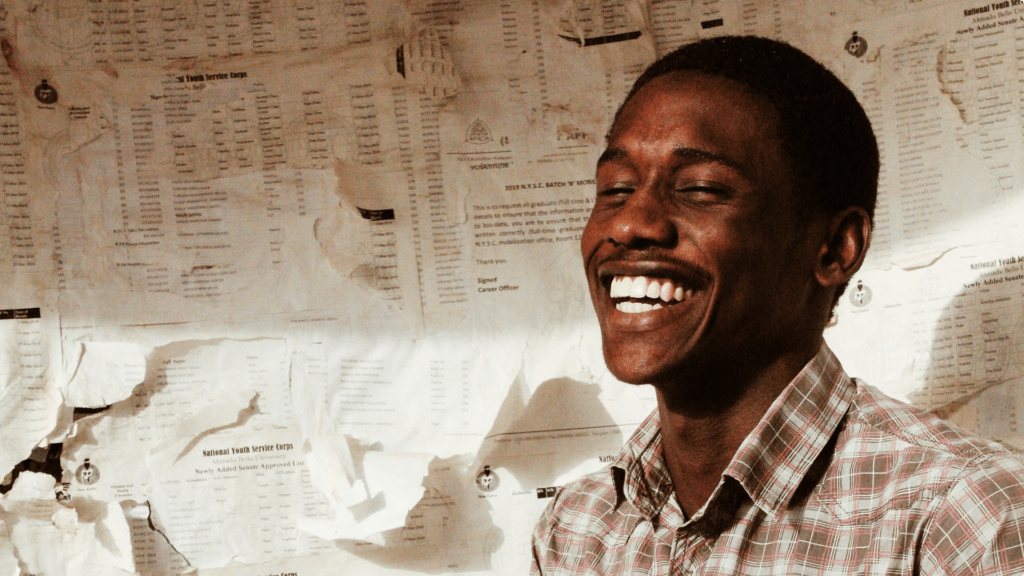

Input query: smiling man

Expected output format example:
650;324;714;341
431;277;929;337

531;36;1024;575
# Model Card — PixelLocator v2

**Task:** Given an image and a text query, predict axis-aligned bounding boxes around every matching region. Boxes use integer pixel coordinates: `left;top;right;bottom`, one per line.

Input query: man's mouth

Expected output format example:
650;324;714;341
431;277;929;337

609;275;693;313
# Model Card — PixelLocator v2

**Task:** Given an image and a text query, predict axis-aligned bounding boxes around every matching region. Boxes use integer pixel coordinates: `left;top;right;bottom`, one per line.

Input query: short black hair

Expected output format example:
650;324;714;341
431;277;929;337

616;35;879;304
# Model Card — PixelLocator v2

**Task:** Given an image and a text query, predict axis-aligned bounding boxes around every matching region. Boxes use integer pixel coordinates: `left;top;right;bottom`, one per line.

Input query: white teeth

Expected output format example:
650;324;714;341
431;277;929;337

616;301;658;313
646;280;661;299
609;277;628;297
660;282;673;302
630;277;648;298
610;275;692;312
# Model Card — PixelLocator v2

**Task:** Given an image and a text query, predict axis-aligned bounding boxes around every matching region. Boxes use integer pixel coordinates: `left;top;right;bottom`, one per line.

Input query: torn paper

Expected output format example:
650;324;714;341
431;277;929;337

122;501;192;576
62;339;281;504
299;448;431;542
0;471;134;576
63;341;152;408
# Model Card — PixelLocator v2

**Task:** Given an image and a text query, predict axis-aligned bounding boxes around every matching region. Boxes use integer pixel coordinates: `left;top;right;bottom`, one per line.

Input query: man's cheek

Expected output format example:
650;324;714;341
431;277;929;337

580;219;601;262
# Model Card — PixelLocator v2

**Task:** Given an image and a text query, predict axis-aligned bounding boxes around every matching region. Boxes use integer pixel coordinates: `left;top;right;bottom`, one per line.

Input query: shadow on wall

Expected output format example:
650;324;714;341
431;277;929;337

911;272;1024;450
342;452;503;574
473;373;623;490
344;374;625;573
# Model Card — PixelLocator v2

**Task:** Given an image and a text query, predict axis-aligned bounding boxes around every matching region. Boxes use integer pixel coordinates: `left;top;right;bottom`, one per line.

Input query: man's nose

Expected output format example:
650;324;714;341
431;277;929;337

608;187;677;248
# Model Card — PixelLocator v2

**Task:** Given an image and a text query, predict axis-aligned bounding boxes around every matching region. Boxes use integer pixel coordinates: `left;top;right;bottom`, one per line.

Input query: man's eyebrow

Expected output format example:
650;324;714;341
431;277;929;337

670;147;743;172
596;147;628;167
596;146;744;172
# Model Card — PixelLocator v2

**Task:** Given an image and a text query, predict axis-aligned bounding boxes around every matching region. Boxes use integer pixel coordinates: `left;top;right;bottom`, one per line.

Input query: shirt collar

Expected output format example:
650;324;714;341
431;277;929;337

611;342;855;520
724;342;855;517
612;408;673;519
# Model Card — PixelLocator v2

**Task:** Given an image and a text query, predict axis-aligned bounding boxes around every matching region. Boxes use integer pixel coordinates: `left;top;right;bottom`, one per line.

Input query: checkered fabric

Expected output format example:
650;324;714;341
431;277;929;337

531;344;1024;575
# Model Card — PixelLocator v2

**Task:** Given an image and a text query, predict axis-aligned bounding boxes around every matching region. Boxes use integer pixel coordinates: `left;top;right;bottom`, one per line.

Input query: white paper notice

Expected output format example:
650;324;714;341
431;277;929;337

0;302;62;478
145;427;334;569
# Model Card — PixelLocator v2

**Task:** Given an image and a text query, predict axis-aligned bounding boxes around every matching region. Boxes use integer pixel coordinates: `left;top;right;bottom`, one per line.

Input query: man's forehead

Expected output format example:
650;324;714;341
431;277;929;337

607;71;778;140
600;73;785;178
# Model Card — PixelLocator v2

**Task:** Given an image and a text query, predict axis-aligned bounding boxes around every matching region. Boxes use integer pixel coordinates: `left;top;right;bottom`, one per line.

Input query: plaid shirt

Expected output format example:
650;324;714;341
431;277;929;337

532;344;1024;575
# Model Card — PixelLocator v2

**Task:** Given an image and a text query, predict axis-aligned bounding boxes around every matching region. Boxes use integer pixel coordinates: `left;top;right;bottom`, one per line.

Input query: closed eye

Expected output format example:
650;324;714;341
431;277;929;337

676;184;732;205
597;185;635;200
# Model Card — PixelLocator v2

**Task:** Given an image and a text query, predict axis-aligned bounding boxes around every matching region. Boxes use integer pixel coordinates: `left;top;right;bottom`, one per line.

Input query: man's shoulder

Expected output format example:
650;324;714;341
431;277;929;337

536;466;629;537
819;379;1024;522
532;466;643;575
847;380;1021;462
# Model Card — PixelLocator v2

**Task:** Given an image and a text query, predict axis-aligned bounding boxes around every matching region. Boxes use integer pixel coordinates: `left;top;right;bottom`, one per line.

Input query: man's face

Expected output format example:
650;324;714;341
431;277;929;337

582;71;821;387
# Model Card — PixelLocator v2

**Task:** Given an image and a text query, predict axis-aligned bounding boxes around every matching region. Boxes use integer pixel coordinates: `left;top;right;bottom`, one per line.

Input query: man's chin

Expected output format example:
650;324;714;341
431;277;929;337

601;341;687;386
597;311;706;385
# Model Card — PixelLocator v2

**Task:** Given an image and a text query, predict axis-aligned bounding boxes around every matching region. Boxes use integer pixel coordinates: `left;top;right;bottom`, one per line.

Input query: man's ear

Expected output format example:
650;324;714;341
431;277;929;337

815;206;871;289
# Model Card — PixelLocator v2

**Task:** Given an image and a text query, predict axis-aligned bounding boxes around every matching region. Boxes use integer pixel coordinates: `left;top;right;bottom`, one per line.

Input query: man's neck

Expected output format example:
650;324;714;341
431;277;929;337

655;341;821;518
